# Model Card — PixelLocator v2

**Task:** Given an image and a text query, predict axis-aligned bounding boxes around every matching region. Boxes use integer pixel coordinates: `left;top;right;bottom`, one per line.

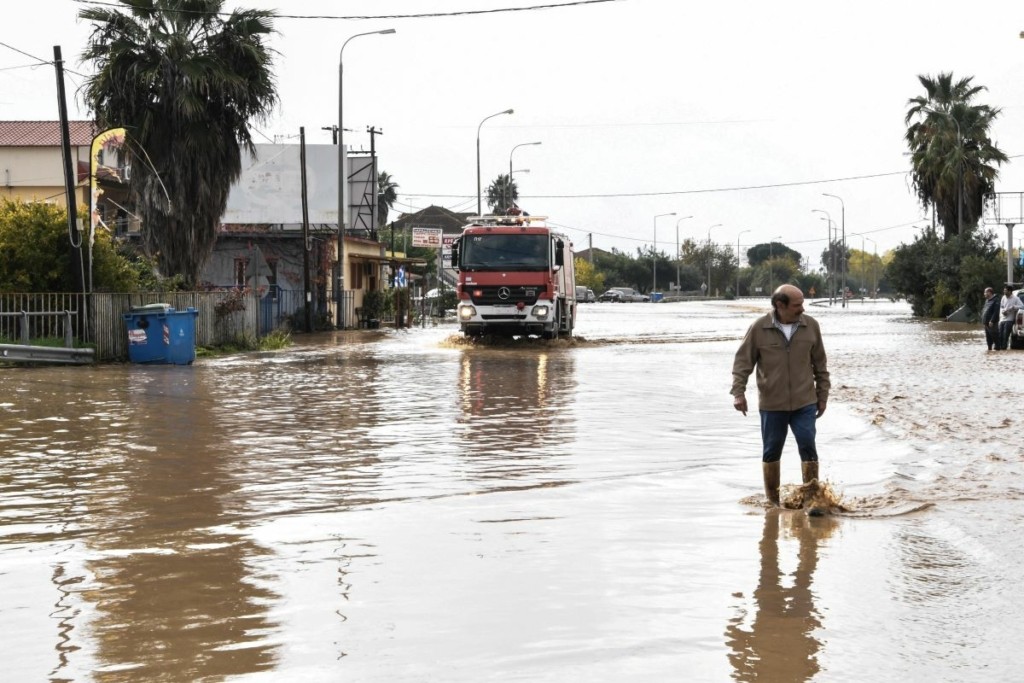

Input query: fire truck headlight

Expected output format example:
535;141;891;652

458;305;476;320
531;305;550;319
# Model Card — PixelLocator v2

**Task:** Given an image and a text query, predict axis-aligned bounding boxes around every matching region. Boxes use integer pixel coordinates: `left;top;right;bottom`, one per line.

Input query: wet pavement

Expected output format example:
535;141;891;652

2;299;1022;681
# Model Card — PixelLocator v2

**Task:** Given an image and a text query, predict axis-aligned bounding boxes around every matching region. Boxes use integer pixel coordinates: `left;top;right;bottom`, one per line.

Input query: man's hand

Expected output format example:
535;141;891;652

733;394;747;416
816;399;827;418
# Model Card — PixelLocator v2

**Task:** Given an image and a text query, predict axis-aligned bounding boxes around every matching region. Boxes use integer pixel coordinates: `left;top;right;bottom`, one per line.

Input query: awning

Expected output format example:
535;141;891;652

347;253;428;267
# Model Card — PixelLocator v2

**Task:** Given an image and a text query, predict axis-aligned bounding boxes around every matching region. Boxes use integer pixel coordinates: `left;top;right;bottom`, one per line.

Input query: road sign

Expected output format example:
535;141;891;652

412;227;443;248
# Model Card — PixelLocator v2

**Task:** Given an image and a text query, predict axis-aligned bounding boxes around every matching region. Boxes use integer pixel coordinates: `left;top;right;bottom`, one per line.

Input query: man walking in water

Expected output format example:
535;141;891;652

731;284;831;507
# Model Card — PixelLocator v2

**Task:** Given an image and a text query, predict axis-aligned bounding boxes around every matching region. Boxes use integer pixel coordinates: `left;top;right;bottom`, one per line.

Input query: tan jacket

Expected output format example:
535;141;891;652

731;312;830;411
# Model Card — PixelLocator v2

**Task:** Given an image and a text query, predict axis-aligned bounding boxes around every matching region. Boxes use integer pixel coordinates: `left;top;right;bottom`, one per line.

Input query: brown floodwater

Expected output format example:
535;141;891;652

2;299;1022;681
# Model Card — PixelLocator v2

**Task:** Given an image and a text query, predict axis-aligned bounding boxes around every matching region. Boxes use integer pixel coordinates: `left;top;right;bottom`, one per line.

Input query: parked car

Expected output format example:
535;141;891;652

1011;288;1024;349
575;286;597;303
599;286;646;303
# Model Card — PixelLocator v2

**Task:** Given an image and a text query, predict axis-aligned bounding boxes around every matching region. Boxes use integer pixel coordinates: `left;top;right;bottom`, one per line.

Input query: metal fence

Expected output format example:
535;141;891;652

0;290;264;362
1;288;369;362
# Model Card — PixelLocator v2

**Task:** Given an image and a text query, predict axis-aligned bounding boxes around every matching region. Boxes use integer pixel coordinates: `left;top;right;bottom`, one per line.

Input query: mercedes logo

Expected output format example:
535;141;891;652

497;287;511;300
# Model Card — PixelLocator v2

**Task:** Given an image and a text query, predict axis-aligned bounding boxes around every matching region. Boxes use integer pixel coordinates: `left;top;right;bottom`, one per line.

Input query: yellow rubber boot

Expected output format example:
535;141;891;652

801;461;819;484
762;461;781;507
801;461;825;516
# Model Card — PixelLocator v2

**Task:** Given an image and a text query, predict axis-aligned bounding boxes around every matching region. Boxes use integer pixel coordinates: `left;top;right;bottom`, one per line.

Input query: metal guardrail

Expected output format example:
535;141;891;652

0;309;89;364
0;343;94;364
0;310;76;347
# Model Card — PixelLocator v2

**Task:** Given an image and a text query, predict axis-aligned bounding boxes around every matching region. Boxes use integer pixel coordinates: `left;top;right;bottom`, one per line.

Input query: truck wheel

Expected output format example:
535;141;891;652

542;304;561;340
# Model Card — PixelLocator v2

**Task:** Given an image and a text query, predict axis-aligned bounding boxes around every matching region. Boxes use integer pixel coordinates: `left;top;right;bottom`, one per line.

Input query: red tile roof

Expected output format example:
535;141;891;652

0;120;100;146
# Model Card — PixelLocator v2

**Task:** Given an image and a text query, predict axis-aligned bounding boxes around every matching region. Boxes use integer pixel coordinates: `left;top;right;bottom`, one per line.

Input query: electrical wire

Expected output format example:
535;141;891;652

70;0;619;21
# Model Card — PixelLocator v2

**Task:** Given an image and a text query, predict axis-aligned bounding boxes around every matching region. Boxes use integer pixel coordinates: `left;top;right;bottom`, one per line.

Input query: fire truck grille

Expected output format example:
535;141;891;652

470;286;542;306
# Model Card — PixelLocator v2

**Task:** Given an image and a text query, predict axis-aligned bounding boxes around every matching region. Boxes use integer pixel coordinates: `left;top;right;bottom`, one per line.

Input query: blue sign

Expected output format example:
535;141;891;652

395;266;407;288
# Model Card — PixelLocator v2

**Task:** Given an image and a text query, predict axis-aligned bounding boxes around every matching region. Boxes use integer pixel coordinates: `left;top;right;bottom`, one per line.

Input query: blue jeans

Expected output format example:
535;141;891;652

760;403;818;463
998;320;1014;350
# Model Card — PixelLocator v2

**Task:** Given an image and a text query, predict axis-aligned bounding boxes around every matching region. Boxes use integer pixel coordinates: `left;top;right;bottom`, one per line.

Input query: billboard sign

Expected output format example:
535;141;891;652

412;227;443;248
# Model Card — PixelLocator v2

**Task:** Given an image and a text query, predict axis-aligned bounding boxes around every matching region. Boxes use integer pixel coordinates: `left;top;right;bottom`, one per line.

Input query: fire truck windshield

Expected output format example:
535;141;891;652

459;233;549;271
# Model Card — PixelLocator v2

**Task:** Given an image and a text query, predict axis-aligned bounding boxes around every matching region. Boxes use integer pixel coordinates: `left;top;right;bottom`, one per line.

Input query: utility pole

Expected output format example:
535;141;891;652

300;127;313;333
368;126;382;238
53;45;87;337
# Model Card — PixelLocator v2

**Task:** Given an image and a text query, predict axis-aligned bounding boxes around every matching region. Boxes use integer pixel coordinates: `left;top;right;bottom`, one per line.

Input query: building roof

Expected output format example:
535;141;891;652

574;247;613;262
391;205;472;233
0;120;100;147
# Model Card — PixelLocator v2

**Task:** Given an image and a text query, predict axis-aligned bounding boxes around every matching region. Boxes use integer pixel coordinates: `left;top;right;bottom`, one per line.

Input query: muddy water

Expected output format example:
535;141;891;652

2;300;1022;681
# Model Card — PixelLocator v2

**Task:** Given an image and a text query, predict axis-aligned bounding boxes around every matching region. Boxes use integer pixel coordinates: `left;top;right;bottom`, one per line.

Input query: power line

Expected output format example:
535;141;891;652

402;169;911;201
0;41;91;79
70;0;619;21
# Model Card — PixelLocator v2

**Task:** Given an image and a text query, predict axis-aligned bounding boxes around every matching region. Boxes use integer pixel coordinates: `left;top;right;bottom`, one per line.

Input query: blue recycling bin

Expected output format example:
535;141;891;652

650;292;664;303
123;304;199;365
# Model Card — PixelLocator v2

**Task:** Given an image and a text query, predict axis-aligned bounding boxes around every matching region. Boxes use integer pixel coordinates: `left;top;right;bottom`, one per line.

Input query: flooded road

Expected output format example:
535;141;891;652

3;299;1023;681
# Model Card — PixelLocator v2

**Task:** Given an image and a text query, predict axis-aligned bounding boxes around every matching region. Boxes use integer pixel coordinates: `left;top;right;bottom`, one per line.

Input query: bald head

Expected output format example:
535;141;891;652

771;284;805;323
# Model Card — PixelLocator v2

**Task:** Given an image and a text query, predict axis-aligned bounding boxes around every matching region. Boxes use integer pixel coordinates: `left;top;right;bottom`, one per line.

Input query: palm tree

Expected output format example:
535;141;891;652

486;174;518;214
79;0;278;287
905;73;1007;241
377;171;399;229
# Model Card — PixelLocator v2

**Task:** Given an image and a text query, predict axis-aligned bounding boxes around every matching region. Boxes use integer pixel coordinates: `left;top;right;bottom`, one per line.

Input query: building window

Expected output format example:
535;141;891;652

234;258;249;287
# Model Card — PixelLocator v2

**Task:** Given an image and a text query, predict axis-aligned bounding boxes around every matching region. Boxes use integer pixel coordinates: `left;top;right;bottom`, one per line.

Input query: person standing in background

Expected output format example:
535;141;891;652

981;287;999;351
997;285;1022;351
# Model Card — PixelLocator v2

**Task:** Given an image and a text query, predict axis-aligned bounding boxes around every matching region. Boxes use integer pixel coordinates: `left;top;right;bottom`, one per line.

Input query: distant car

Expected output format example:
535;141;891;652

599;287;645;303
1011;288;1024;349
576;286;597;303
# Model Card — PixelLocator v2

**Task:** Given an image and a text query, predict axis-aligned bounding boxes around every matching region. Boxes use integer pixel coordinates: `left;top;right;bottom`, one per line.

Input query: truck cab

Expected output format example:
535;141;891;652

451;215;576;338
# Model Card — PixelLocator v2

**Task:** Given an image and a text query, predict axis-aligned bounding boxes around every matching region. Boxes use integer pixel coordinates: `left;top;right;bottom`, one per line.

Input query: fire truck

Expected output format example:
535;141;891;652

451;214;576;338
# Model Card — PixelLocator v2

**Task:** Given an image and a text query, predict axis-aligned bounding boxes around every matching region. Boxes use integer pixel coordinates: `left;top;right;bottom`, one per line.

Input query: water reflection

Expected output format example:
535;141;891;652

725;511;838;681
79;368;280;681
456;348;576;486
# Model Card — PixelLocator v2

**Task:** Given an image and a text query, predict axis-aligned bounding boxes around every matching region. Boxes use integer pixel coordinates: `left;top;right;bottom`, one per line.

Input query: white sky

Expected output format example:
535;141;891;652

3;0;1024;269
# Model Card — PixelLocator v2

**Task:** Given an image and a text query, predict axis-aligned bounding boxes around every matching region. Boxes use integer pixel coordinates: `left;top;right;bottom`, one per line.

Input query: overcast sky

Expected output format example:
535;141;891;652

4;0;1024;269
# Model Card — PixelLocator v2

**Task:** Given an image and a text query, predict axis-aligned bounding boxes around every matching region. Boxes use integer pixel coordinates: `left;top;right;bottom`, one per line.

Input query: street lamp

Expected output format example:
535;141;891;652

508;141;541;211
653;212;676;294
822;193;846;307
851;233;877;298
812;209;834;305
338;28;396;328
864;235;877;297
707;223;722;296
675;215;693;293
736;229;750;296
477;109;514;216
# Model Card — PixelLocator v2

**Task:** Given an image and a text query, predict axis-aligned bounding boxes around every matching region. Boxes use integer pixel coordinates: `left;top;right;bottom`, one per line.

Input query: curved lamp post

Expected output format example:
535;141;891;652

508;141;540;210
849;232;877;299
477;109;513;216
652;212;676;293
338;28;395;327
812;209;834;305
706;223;722;296
675;215;693;293
736;229;750;296
862;235;877;297
822;193;846;307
